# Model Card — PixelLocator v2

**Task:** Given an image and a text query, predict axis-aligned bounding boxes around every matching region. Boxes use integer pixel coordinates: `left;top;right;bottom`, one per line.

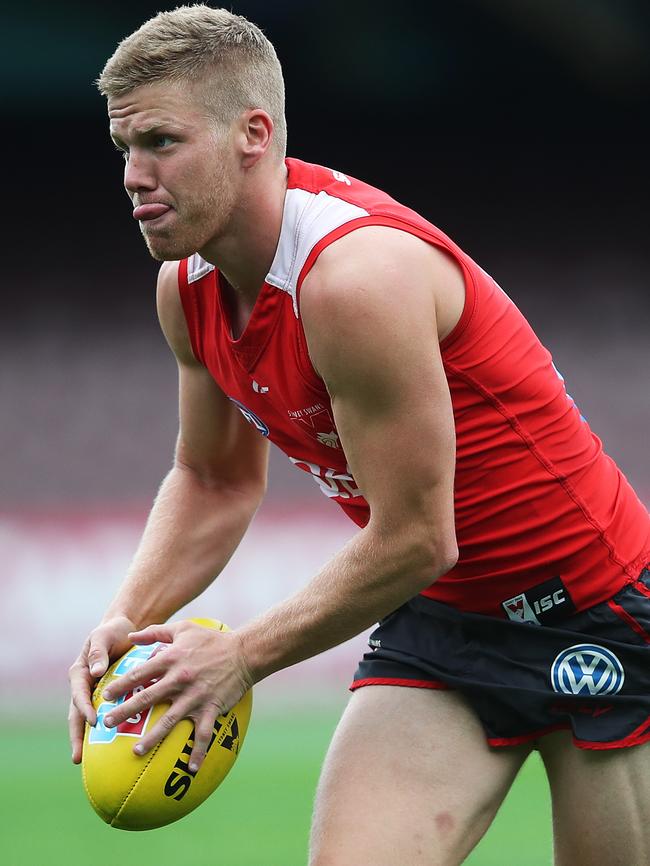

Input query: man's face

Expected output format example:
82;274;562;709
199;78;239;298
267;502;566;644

108;81;238;261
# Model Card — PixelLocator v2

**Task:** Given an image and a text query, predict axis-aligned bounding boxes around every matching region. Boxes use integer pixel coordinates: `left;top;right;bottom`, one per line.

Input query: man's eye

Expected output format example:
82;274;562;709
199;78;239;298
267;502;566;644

153;135;173;149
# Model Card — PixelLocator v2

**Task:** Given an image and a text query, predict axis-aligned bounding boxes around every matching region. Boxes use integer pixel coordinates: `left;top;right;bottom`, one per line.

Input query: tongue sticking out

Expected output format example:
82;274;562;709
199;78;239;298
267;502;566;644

133;203;171;221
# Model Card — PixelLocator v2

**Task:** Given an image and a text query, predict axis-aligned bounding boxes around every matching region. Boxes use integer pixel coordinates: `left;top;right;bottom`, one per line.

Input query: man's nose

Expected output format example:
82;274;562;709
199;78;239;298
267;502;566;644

124;151;157;194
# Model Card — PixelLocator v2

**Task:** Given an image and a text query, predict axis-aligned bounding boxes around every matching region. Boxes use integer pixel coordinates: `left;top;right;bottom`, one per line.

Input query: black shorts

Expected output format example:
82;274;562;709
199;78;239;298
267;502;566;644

351;568;650;750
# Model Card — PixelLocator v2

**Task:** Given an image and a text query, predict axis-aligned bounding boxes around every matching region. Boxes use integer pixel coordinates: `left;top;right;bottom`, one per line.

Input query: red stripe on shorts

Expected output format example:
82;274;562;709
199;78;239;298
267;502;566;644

350;677;450;691
573;715;650;750
489;716;650;751
607;599;650;644
632;579;650;599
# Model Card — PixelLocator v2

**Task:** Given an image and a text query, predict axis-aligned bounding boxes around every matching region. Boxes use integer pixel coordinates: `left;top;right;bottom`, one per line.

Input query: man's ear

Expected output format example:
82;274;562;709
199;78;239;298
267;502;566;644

239;109;274;167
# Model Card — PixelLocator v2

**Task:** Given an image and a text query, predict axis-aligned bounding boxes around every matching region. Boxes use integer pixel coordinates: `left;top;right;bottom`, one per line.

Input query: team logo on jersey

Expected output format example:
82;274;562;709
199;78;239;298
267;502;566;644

228;397;270;436
287;403;326;421
287;404;340;448
550;644;625;697
316;431;340;449
502;577;575;626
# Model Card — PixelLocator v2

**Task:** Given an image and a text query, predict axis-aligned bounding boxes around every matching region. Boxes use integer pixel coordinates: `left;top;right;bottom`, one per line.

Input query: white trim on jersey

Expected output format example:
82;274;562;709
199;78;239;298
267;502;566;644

266;188;369;317
187;253;216;284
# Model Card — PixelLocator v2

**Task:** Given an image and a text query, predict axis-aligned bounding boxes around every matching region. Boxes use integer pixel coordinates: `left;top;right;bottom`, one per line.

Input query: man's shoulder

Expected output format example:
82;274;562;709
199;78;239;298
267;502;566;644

285;156;400;214
279;158;459;314
156;260;182;312
305;225;436;286
155;260;198;366
300;225;465;344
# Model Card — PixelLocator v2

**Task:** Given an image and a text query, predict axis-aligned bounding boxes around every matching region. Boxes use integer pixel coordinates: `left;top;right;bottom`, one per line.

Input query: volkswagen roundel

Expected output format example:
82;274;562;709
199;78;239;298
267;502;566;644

550;643;625;697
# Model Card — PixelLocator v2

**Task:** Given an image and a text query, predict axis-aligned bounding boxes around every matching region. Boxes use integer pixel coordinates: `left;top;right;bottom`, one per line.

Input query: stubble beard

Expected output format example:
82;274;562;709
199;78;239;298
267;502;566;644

140;161;236;262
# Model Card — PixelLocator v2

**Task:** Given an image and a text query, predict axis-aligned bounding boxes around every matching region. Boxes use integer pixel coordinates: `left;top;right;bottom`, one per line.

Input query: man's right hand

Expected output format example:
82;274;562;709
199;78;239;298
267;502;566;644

68;615;136;764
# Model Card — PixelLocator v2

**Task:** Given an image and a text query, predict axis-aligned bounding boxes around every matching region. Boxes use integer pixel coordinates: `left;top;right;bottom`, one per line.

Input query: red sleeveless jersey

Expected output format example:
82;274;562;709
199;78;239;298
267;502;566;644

178;158;650;618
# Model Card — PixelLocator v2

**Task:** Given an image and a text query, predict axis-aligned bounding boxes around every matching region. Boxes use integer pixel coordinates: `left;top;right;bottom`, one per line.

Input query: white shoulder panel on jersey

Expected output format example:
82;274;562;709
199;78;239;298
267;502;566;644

266;188;369;316
187;253;216;284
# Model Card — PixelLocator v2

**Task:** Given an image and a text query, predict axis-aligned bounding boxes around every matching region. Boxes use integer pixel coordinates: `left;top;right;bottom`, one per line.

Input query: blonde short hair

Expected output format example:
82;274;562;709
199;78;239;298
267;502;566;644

97;5;287;157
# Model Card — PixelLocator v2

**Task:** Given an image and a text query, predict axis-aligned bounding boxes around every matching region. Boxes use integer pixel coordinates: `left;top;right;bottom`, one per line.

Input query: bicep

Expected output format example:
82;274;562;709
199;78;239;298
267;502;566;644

175;361;269;487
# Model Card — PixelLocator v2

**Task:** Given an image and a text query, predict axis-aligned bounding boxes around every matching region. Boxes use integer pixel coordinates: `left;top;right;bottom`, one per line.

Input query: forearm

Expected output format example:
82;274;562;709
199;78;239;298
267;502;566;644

104;463;263;629
237;524;457;683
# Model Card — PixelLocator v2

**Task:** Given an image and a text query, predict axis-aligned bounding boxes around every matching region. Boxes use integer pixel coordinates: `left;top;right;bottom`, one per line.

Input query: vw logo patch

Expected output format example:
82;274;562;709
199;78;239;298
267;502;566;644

550;643;625;696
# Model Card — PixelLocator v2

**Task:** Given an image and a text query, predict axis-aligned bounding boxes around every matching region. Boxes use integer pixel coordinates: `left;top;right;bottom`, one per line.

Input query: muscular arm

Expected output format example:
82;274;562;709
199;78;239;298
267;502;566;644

104;260;269;627
237;227;459;680
68;260;268;760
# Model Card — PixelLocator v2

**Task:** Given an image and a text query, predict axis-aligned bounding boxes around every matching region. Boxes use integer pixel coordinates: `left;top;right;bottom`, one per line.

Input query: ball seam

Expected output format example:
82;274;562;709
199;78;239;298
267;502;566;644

112;739;164;827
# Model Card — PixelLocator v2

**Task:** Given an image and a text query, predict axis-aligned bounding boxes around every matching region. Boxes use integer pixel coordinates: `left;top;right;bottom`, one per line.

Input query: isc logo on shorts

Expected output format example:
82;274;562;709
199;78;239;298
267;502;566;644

550;644;625;696
502;577;576;626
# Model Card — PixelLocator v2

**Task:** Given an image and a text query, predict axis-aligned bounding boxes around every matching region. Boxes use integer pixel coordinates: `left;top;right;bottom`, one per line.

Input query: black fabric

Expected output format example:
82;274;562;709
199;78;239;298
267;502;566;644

352;570;650;748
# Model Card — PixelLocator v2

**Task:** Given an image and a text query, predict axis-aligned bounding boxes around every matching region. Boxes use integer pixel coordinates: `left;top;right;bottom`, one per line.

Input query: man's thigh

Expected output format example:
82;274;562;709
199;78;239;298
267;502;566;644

539;731;650;866
309;685;530;866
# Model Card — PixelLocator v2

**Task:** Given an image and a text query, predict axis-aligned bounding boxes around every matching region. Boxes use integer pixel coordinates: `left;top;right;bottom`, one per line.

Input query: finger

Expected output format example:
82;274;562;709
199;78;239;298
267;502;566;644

188;713;218;773
128;624;175;645
102;651;170;701
69;663;98;726
68;700;87;764
87;639;110;679
132;705;185;757
103;678;169;729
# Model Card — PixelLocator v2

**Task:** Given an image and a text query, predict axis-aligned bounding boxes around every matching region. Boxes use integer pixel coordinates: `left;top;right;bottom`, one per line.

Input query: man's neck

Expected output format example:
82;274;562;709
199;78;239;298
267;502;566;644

199;160;288;307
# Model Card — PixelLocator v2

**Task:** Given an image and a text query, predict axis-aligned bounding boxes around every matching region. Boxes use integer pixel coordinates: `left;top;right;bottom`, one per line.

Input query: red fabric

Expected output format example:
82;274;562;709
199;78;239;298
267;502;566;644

177;256;204;365
488;716;650;751
632;579;650;599
349;677;449;691
178;157;650;617
606;599;650;644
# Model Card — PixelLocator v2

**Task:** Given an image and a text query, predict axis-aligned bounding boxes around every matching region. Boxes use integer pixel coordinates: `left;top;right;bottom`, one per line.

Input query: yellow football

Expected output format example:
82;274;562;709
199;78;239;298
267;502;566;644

82;618;252;830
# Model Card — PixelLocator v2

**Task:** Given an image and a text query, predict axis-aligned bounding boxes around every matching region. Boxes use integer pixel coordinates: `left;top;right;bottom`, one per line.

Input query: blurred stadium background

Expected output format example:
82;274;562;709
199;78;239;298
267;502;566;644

2;1;648;863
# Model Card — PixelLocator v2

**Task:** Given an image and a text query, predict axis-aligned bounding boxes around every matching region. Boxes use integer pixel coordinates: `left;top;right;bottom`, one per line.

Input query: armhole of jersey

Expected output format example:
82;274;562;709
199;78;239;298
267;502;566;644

177;257;206;366
293;215;478;373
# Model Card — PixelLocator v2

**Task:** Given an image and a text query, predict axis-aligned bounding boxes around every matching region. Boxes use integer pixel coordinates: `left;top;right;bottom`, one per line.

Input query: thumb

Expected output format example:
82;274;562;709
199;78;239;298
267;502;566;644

87;643;109;678
129;623;175;645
